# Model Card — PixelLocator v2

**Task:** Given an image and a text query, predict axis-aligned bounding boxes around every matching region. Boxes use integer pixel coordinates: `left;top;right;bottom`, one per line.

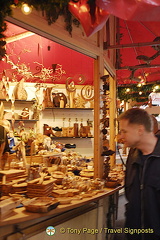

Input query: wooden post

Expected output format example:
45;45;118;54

94;59;103;179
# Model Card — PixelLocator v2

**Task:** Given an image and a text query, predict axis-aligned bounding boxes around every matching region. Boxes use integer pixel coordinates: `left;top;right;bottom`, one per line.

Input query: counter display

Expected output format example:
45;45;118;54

0;185;123;240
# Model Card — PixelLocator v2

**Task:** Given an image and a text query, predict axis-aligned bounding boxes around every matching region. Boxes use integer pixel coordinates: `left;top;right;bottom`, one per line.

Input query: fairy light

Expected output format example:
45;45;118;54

154;85;159;90
145;72;149;77
139;91;142;95
126;88;130;93
153;88;156;92
21;3;32;15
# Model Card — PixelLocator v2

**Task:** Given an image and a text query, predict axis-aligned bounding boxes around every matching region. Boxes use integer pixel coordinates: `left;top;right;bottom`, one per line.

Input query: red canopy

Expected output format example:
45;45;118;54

96;0;160;21
116;20;160;85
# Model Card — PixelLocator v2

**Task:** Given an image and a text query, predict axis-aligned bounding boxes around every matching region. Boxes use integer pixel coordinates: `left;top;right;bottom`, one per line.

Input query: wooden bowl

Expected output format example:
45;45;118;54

105;181;120;188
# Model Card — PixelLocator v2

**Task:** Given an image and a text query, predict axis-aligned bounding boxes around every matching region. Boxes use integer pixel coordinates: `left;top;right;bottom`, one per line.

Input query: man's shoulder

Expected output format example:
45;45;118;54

126;148;141;165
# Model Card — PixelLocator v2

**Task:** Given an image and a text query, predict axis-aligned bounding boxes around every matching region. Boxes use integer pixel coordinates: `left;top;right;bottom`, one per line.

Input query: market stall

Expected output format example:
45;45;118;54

0;3;121;240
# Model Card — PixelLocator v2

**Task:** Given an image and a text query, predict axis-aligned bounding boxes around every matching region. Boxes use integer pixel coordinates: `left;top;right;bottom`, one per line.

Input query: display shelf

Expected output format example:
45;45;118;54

44;107;93;110
8;119;38;122
0;99;36;104
51;136;93;139
41;103;94;157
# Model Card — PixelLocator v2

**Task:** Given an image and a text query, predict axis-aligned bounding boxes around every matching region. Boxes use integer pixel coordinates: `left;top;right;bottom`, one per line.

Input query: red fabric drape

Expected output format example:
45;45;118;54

96;0;160;21
69;0;109;37
69;0;160;37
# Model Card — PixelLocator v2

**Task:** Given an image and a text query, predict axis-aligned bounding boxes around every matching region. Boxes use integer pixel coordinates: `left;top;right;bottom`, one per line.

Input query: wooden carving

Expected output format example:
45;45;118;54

66;78;76;108
13;78;28;100
42;88;53;108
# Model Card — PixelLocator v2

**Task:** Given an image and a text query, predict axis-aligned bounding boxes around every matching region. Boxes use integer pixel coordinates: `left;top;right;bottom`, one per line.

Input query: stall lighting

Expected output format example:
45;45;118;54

21;3;32;15
126;88;130;92
139;91;142;95
145;73;149;77
154;85;159;90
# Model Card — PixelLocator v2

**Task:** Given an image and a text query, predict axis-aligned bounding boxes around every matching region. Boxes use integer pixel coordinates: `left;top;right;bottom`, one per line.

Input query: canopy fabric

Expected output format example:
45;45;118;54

96;0;160;21
116;20;160;85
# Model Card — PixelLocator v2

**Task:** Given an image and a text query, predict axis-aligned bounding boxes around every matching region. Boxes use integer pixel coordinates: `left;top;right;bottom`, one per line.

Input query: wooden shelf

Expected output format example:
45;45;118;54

51;136;93;139
44;107;93;110
10;119;38;122
0;99;35;104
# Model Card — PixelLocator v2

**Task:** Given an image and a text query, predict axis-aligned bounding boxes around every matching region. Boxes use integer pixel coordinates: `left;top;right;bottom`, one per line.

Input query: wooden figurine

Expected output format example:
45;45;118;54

66;78;76;108
42;87;53;108
20;107;29;119
13;78;28;100
62;127;68;137
79;123;91;137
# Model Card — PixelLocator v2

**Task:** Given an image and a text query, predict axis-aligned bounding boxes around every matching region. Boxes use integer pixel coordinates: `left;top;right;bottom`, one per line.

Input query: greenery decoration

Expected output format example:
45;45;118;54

118;83;160;103
0;0;80;60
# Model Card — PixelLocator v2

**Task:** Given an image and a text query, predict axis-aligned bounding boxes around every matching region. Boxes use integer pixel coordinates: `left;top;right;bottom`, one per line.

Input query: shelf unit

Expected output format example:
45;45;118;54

41;107;94;157
1;99;38;133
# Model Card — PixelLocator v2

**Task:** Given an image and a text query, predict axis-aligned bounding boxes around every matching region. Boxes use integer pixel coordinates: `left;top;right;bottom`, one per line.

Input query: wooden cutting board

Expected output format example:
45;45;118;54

24;197;59;213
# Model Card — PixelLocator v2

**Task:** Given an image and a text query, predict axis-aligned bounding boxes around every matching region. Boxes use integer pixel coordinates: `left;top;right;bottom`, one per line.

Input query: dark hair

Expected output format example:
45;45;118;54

118;108;153;132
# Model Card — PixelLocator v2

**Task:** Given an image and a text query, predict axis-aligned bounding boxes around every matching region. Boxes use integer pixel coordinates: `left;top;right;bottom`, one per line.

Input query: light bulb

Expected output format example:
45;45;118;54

126;88;130;92
21;3;32;15
154;85;159;90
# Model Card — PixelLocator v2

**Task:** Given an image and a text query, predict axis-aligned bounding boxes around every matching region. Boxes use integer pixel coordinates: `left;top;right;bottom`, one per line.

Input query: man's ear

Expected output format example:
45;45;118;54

138;125;145;135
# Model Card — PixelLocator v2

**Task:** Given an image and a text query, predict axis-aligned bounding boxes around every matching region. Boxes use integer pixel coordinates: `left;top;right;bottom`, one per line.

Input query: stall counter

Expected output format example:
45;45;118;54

0;186;123;240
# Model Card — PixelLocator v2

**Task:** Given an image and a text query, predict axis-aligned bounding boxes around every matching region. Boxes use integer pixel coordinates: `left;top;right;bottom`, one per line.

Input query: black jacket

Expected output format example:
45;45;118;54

125;135;160;240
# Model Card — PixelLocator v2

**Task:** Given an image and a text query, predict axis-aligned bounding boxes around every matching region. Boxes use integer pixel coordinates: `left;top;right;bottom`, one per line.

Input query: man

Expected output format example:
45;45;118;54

118;108;160;240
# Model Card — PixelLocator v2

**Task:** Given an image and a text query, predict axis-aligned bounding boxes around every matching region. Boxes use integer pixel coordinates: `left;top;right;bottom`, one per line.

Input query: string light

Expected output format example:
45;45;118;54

126;88;130;92
118;83;160;103
141;81;146;85
21;3;32;15
145;73;149;77
154;85;159;90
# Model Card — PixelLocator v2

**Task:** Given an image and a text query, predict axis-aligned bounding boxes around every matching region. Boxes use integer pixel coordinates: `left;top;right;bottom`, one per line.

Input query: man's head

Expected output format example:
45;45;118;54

118;108;153;148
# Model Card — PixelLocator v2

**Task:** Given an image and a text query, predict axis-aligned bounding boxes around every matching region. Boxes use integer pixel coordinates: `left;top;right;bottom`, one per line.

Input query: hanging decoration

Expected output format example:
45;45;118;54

33;62;66;82
100;75;115;180
68;0;109;37
4;54;66;83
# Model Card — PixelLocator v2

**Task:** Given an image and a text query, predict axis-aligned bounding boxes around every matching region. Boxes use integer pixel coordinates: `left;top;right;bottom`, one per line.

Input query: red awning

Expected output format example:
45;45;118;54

116;19;160;85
